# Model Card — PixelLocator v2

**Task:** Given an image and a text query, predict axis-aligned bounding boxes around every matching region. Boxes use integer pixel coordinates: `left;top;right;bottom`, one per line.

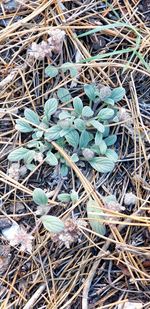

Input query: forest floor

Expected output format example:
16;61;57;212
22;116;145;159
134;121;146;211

0;1;150;308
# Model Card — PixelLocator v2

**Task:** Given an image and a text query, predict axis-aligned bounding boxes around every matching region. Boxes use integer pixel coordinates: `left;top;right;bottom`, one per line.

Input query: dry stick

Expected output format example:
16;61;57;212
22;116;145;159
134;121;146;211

22;283;46;309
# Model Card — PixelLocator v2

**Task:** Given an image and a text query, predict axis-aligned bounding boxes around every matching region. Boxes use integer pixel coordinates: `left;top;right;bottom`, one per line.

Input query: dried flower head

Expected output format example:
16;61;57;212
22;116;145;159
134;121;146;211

103;195;124;223
8;163;20;181
118;107;132;123
2;222;34;253
82;148;94;160
124;192;137;206
51;218;87;249
48;29;65;54
27;29;65;60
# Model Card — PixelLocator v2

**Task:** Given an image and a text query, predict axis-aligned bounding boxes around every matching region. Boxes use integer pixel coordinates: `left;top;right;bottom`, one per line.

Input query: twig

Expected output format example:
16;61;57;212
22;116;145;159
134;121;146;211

23;284;46;309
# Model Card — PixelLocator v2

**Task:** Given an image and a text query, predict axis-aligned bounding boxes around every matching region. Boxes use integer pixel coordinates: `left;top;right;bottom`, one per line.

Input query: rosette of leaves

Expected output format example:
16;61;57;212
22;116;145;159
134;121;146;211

8;82;125;175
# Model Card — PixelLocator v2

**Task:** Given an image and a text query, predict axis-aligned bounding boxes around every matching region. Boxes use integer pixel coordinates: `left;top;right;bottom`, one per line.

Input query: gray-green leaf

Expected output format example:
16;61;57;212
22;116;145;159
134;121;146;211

79;130;92;148
65;129;79;148
74;118;85;131
57;193;71;202
15;119;33;133
45;151;58;166
45;65;59;78
89;119;104;133
73;97;83;115
41;215;64;233
98;108;114;120
61;62;78;78
95;131;102;145
105;149;118;162
88;157;115;173
33;188;48;206
8;147;29;161
45;125;61;140
70;190;78;203
99;140;107;155
110;87;125;102
57;88;72;103
71;153;79;162
82;106;94;118
60;164;69;177
84;84;96;101
104;134;117;146
87;199;106;236
24;108;40;125
104;98;114;106
44;98;58;119
24;150;35;164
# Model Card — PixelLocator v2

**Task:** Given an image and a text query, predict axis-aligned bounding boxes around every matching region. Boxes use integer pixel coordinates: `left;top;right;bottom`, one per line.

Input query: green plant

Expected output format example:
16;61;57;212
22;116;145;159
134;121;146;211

8;80;125;175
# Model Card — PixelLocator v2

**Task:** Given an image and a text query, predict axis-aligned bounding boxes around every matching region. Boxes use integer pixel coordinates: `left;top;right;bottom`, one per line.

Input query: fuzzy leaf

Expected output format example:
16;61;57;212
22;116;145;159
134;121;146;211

45;125;61;140
73;97;83;115
24;108;40;125
104;134;117;146
82;106;94;118
61;62;78;77
79;130;92;148
65;129;79;148
45;65;59;78
105;149;118;162
95;131;102;145
8;147;29;161
33;188;48;206
41;215;64;233
103;124;110;138
99;140;107;155
70;190;78;203
104;98;114;106
44;98;58;119
60;164;69;177
84;84;96;101
23;150;35;164
57;193;71;202
59;111;71;120
15;119;33;133
87;199;106;236
110;87;125;102
89;157;115;173
89;119;104;133
99;86;111;101
71;153;79;162
74;118;85;131
34;130;43;139
57;88;72;103
45;151;58;166
98;108;114;120
26;164;36;171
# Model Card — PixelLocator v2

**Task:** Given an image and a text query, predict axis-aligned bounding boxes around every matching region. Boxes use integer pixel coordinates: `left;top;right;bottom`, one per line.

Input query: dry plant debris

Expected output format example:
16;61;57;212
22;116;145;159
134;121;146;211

0;1;150;308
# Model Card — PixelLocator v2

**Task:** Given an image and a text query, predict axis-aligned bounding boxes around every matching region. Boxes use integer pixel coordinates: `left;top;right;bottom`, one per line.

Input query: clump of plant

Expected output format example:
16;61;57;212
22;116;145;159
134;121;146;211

8;81;125;176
